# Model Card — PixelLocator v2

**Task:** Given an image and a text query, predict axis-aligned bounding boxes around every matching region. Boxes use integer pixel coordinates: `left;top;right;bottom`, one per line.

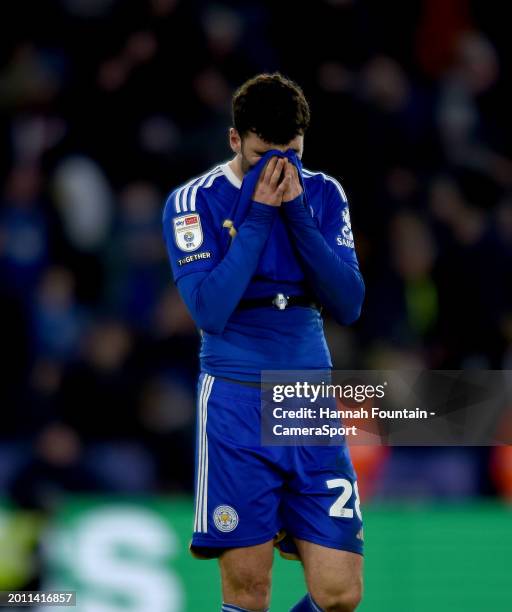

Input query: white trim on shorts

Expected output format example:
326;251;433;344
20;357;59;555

194;374;215;533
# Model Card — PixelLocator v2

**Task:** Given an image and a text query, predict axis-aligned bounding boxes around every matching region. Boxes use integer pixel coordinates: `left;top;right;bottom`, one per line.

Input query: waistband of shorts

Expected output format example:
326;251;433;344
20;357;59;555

199;372;263;398
216;376;261;388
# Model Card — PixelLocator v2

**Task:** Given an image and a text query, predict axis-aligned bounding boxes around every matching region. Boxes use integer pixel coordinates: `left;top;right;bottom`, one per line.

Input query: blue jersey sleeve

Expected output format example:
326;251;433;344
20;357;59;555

320;179;360;271
162;188;220;282
281;178;365;325
163;187;278;334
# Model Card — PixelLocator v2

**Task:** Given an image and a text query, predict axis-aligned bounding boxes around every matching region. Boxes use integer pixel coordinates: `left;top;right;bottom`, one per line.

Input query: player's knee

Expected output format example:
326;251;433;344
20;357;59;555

226;571;271;610
311;580;362;612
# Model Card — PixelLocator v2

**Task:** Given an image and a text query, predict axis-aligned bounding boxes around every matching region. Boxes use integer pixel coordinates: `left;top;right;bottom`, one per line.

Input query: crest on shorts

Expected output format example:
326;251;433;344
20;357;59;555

213;505;239;532
173;214;203;252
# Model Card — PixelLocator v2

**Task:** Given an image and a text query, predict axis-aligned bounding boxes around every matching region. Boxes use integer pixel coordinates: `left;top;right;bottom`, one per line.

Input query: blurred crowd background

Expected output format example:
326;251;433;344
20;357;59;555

1;0;512;532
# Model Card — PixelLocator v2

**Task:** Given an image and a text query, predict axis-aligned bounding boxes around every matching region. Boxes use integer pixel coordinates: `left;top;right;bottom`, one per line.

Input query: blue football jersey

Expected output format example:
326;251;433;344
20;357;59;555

162;161;359;380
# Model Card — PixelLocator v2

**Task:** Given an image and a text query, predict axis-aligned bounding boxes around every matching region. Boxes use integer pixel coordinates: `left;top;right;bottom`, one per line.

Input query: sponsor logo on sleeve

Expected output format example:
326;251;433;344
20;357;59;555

173;214;203;251
336;207;354;248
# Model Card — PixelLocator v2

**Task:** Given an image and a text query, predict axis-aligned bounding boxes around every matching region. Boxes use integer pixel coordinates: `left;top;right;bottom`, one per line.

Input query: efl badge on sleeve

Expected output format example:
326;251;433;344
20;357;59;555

173;214;203;252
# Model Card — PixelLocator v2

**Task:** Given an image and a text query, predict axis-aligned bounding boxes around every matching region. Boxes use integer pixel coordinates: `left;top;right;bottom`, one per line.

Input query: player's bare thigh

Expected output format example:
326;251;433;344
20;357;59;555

218;540;274;611
295;538;363;612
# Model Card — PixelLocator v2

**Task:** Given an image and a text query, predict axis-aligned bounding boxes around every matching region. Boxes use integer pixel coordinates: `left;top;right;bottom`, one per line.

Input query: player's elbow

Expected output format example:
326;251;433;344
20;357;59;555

339;303;362;326
335;279;365;326
180;283;227;334
180;299;227;334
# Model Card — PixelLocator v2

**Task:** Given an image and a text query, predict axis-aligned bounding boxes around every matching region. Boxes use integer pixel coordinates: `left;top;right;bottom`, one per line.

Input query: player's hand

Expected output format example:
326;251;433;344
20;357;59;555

282;159;303;202
252;157;290;207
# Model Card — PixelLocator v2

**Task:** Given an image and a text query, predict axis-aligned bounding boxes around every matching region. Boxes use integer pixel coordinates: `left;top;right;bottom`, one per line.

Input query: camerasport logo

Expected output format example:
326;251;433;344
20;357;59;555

173;214;203;251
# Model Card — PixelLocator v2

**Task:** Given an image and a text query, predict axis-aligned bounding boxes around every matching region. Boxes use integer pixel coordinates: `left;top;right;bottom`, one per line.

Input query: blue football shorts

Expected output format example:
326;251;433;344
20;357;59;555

190;373;364;559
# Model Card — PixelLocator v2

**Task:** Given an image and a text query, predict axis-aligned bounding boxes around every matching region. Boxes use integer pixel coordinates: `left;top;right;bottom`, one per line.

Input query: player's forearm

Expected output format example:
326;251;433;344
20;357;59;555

178;202;277;333
282;196;365;325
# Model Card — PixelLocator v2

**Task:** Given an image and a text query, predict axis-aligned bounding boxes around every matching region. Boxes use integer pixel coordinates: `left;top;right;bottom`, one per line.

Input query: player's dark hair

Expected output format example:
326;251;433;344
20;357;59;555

232;72;310;144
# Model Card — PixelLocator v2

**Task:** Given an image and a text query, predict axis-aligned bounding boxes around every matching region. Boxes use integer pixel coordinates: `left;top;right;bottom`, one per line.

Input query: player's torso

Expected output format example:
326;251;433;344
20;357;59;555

168;163;334;379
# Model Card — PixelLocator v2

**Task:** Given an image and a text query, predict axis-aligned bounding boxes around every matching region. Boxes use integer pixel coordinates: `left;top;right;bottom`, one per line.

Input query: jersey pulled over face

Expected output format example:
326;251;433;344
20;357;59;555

234;131;304;175
162;160;359;381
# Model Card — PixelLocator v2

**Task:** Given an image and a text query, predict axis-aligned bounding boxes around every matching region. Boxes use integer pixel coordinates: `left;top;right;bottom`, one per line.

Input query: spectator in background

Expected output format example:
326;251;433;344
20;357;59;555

56;320;156;492
52;156;114;303
31;266;87;362
134;287;200;491
0;164;48;301
7;423;99;511
104;182;168;330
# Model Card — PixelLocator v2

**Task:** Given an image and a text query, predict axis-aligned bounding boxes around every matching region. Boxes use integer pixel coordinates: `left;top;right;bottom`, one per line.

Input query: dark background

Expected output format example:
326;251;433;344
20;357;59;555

1;0;512;517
